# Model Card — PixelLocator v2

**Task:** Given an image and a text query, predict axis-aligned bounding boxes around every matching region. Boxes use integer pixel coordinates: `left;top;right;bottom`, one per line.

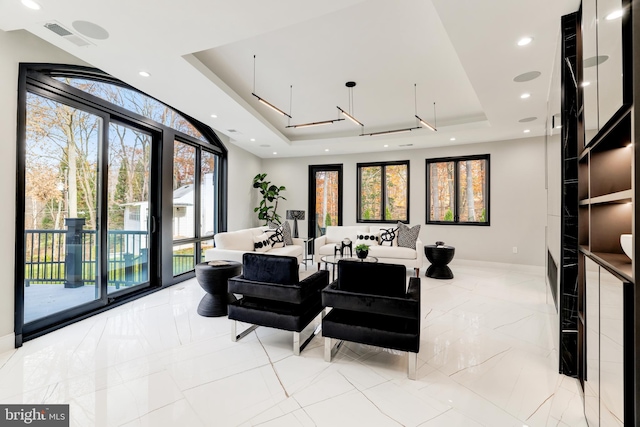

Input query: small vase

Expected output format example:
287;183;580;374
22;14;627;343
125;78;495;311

356;249;368;259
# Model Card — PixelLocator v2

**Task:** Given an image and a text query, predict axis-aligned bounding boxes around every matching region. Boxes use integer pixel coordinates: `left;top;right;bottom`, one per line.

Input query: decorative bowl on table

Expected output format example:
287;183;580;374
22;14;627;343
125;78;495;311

620;234;632;260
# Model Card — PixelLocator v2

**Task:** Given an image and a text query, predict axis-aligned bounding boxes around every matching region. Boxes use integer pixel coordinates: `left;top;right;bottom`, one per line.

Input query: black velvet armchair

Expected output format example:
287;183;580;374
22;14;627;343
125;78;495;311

322;260;421;379
227;253;329;355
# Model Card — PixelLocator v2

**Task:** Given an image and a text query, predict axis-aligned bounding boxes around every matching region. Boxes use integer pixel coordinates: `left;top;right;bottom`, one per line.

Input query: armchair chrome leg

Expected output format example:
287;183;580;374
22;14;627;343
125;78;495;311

294;322;323;356
324;337;333;362
324;337;343;362
231;320;258;342
408;352;417;380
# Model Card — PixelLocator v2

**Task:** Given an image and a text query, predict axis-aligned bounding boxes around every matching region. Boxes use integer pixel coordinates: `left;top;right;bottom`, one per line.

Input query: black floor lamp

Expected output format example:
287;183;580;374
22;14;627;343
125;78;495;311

286;210;305;238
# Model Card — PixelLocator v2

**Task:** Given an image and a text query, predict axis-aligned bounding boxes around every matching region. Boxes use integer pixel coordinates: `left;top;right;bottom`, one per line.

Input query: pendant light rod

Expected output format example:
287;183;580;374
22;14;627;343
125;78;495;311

286;118;345;129
414;84;437;131
251;54;292;119
361;126;421;137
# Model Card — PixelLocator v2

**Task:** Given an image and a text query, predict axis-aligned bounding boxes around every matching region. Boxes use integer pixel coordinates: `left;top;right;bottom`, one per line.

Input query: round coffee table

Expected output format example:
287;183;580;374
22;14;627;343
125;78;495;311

321;254;378;281
424;245;455;279
195;261;242;317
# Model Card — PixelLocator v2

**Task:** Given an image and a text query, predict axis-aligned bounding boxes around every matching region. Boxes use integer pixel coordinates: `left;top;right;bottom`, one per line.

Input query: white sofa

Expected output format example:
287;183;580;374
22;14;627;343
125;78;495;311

314;225;423;276
204;226;305;264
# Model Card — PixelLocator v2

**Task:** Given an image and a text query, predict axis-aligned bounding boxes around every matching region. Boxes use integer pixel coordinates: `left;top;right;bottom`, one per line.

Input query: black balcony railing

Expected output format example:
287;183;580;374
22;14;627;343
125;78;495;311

24;221;196;289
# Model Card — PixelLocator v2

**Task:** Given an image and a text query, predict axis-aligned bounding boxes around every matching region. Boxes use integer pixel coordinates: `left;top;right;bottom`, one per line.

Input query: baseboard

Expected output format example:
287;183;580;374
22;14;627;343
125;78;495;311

0;333;15;354
449;258;544;275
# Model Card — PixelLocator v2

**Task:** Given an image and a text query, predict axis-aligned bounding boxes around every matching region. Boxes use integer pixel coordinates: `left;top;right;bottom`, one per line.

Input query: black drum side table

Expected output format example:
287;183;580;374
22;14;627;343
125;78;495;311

424;245;455;279
195;260;242;317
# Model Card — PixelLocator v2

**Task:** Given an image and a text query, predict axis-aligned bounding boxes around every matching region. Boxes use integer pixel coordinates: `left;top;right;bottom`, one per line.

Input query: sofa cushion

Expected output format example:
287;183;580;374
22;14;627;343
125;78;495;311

397;223;421;249
368;245;417;260
269;245;303;257
266;226;285;248
337;260;406;297
253;233;272;253
215;228;258;251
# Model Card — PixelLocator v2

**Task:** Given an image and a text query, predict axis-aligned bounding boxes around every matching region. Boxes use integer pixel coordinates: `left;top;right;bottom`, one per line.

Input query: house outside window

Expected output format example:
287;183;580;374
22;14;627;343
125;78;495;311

426;155;490;225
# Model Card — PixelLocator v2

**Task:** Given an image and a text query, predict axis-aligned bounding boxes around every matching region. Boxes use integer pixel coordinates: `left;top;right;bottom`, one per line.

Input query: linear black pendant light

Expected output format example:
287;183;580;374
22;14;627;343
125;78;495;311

251;55;292;119
362;83;435;137
414;83;437;131
337;81;364;127
285;85;344;129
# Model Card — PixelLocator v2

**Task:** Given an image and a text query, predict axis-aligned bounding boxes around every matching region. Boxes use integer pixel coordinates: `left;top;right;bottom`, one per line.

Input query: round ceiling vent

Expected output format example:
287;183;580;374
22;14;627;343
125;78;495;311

72;20;109;40
513;71;541;83
584;55;609;68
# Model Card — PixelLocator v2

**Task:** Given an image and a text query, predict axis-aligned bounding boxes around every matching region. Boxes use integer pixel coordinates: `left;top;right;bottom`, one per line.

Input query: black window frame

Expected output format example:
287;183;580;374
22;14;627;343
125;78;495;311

425;154;490;226
356;160;410;224
15;63;228;345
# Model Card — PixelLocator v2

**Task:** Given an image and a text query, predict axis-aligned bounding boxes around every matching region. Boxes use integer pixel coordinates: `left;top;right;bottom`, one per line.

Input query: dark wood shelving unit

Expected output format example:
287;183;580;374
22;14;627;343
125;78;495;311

571;0;636;424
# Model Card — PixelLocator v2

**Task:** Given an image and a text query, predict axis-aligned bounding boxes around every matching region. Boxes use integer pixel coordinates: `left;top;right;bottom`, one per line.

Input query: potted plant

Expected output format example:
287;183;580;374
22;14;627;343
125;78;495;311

355;243;370;259
252;173;286;225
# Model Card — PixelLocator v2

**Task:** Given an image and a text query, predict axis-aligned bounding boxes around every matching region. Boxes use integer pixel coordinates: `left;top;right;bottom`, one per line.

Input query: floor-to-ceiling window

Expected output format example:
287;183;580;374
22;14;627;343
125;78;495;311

308;165;342;238
16;64;226;344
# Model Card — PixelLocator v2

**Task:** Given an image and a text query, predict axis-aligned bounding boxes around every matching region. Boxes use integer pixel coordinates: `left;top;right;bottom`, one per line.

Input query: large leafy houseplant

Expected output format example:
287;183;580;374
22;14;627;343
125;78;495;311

253;173;286;225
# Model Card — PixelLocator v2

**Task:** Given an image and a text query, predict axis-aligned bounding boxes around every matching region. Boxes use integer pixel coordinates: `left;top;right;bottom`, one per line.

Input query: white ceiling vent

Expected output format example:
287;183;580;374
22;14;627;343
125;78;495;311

43;21;92;47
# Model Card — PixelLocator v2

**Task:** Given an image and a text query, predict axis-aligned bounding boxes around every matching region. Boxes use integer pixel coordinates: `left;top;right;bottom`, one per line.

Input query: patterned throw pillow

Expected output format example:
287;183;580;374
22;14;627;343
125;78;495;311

397;223;421;249
355;233;379;247
265;226;285;248
379;227;398;246
268;221;293;245
253;233;272;253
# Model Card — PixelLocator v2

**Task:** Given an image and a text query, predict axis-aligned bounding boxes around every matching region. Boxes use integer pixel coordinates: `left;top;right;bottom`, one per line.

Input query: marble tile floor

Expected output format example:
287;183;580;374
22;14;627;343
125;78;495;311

0;260;587;426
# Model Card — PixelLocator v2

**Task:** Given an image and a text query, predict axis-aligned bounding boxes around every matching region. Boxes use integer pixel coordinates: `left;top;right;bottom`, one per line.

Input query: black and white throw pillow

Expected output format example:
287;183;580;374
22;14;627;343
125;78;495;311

397;223;421;249
355;233;379;247
266;226;285;248
268;221;293;245
253;233;272;253
379;227;398;246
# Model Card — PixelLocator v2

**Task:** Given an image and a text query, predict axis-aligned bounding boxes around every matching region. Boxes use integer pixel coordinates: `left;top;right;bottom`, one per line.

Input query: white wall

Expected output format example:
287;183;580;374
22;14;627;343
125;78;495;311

262;136;548;266
0;29;89;350
223;136;263;231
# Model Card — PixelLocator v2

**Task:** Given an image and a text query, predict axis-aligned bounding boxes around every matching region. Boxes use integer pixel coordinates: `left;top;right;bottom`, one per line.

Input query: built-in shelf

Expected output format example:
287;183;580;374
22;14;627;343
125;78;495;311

583;189;633;205
588;252;633;283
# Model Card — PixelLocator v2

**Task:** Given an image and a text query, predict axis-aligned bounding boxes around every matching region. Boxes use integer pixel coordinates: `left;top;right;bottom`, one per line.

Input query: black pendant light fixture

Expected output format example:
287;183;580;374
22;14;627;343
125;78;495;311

361;83;435;136
337;81;364;127
251;55;292;119
285;85;344;129
414;84;437;132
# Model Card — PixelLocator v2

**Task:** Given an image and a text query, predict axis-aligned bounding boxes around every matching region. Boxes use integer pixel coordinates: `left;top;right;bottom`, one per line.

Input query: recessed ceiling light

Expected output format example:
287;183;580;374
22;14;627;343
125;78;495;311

524;129;531;133
517;37;533;46
273;152;277;155
210;114;217;118
450;137;456;141
325;149;330;152
383;144;389;148
139;71;150;77
555;124;562;129
250;138;255;142
581;81;591;87
21;0;41;10
520;93;531;99
606;9;624;20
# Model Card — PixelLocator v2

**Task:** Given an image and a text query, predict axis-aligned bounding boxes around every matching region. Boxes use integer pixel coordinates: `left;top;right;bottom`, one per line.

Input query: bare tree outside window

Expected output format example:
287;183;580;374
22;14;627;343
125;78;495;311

426;155;489;225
